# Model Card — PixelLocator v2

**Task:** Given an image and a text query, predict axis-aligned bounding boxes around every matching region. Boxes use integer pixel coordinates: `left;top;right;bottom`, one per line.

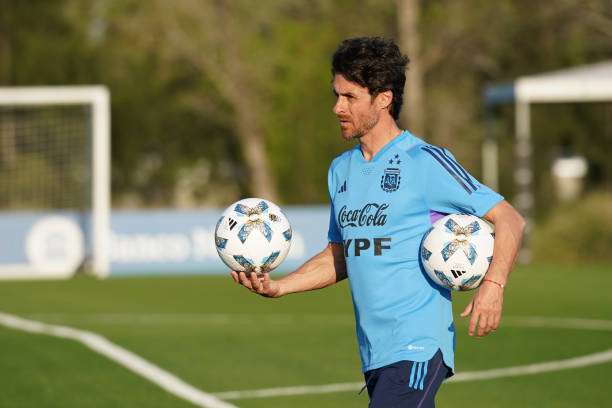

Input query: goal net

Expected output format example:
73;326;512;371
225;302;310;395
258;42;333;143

0;87;110;279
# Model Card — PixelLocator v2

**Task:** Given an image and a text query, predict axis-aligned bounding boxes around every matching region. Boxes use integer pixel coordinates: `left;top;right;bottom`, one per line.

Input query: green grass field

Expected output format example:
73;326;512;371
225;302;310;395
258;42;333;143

0;264;610;407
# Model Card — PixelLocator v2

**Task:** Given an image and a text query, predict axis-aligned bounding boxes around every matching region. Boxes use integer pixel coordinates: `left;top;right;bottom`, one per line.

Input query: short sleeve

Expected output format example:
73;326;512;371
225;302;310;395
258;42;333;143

327;203;342;243
419;145;503;217
327;164;343;243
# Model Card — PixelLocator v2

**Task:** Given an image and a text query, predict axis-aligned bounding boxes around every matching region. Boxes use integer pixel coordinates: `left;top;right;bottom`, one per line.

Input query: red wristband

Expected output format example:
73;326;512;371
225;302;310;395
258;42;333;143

483;278;505;289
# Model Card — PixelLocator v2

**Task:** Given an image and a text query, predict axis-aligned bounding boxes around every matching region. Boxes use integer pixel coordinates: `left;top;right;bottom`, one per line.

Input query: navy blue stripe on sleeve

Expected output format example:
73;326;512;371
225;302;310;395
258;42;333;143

421;146;474;194
435;146;478;192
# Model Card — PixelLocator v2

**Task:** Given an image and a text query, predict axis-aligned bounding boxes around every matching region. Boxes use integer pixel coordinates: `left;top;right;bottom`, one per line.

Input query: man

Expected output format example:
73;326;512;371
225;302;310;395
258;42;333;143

230;37;525;407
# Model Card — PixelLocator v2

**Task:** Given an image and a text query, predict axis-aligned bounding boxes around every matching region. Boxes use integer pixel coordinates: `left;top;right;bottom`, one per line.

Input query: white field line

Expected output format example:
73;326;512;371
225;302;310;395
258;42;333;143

23;313;612;331
212;316;612;400
214;382;366;400
0;312;238;408
5;313;612;401
502;316;612;331
213;348;612;400
447;348;612;382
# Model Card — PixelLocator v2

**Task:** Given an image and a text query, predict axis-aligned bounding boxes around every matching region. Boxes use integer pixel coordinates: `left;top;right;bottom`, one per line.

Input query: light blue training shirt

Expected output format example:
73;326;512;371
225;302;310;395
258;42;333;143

327;130;503;373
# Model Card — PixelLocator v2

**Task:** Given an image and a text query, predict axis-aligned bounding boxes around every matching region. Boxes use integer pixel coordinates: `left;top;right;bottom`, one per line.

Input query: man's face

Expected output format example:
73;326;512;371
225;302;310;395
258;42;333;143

332;74;379;140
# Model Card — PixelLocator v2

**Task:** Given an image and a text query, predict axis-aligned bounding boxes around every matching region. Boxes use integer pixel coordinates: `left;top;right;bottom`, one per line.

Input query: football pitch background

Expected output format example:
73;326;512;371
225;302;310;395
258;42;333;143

0;265;610;407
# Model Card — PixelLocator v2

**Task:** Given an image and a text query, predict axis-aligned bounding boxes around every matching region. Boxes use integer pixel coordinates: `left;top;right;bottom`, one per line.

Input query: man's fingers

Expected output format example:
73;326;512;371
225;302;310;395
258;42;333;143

468;311;479;336
460;301;473;318
234;271;278;298
488;312;501;332
261;273;271;290
238;272;253;290
464;284;504;337
230;271;239;284
477;312;489;337
250;272;263;292
492;313;501;330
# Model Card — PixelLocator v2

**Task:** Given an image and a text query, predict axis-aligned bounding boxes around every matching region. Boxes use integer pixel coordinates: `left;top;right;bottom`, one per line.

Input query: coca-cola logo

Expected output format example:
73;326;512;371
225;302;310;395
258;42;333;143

338;203;389;228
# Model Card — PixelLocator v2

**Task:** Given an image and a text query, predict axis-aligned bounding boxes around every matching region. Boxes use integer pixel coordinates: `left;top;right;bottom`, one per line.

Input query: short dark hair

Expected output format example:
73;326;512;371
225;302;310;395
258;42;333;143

332;37;409;120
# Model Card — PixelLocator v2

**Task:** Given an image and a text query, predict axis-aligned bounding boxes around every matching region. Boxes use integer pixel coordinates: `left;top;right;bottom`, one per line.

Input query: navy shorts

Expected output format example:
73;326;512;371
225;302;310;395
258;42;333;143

364;350;450;408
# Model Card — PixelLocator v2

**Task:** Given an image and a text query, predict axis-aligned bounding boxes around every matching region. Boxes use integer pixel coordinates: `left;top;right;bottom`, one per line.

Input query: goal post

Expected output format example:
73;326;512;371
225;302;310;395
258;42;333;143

0;86;110;278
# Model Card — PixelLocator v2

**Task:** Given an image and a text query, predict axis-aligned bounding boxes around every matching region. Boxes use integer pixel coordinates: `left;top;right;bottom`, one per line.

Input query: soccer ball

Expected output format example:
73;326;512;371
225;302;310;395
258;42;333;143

420;214;494;291
214;198;292;274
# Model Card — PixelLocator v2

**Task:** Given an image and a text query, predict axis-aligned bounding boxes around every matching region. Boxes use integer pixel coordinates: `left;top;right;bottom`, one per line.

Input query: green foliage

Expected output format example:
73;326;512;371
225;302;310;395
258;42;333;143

0;0;99;85
102;50;238;206
0;0;611;207
262;2;394;203
532;192;612;264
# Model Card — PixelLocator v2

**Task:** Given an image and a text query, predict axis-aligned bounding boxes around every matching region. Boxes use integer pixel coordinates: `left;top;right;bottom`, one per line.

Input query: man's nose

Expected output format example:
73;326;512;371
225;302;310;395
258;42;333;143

333;98;344;116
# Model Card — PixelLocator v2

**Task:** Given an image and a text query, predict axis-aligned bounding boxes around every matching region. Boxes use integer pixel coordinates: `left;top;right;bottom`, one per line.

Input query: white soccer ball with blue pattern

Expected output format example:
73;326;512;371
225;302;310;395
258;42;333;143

420;214;494;291
214;198;292;274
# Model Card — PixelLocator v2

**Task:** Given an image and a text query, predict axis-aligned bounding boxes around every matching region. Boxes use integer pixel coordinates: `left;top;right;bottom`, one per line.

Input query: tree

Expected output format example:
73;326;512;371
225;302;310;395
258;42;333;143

107;0;281;201
397;0;425;135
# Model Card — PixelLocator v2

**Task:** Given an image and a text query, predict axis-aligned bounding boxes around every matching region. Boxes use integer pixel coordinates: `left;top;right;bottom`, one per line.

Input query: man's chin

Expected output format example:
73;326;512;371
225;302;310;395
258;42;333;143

340;128;362;141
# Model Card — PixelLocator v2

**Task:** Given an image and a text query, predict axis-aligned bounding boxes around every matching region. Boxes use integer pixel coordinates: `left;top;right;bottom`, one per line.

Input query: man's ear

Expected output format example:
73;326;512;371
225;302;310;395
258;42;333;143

374;90;393;112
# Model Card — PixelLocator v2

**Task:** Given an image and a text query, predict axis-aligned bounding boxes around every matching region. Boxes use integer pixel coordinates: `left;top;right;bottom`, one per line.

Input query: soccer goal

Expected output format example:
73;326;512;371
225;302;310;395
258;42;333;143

0;86;110;279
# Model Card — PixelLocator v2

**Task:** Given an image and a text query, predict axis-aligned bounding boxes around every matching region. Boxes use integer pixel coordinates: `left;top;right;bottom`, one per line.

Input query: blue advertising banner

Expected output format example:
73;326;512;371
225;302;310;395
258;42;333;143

0;211;86;279
0;207;330;278
109;207;329;276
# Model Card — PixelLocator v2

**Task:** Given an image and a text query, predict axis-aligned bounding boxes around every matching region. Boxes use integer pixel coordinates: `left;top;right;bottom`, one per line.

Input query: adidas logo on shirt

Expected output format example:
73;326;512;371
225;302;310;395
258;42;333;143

338;180;347;193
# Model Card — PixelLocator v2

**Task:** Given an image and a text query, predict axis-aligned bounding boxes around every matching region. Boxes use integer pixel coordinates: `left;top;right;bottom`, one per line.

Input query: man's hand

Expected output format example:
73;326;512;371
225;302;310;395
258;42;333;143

460;280;504;337
228;243;346;299
461;200;524;338
230;271;282;298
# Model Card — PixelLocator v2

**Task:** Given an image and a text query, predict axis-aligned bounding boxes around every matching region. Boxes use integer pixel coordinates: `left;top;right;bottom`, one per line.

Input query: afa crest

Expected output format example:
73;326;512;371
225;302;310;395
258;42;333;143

380;168;401;192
